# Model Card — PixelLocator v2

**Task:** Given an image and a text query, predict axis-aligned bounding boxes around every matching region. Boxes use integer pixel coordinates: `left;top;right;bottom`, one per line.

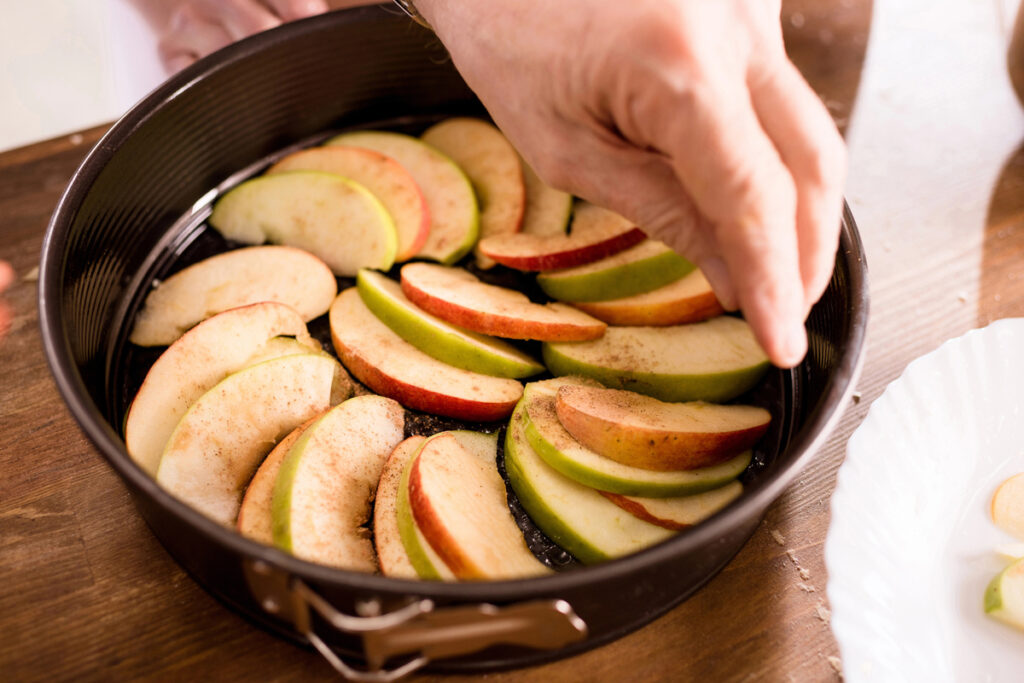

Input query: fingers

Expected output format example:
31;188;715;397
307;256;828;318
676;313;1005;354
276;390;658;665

263;0;330;21
0;261;14;293
0;261;14;343
158;4;235;72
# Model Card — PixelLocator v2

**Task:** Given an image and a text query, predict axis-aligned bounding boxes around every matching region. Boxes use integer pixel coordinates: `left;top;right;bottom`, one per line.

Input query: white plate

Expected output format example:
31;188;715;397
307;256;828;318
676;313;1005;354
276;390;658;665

826;318;1024;682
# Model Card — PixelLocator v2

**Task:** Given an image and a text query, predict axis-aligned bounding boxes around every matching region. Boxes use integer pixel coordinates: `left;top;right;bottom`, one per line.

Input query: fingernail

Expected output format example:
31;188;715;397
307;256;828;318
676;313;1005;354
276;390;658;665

779;323;808;368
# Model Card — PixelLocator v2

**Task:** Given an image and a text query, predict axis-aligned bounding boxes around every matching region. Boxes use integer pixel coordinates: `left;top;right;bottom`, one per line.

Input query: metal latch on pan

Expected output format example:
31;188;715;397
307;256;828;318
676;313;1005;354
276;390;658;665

245;559;588;681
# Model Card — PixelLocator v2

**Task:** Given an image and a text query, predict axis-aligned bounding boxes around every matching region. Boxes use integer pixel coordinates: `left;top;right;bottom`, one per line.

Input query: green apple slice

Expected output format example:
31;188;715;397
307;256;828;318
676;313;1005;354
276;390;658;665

542;316;771;402
267;146;429;261
356;269;543;379
375;436;427;579
271;395;405;571
504;402;674;564
521;378;751;497
209;170;397;276
537;239;695;303
125;302;321;476
328;130;479;264
570;269;723;326
600;481;743;530
129;245;337;347
519;156;572;237
985;556;1024;630
155;353;342;525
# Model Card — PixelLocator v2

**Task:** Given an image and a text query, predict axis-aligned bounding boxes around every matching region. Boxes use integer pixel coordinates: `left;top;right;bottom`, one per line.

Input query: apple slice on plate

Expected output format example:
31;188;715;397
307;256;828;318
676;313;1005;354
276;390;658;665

554;385;770;470
408;431;549;580
155;353;342;525
209;171;397;276
356;269;543;379
125;302;323;476
271;395;404;571
504;403;674;564
536;239;694;303
521;379;751;497
985;556;1024;630
129;245;337;347
400;263;606;342
328;130;478;264
267;146;428;261
600;480;743;530
421;118;525;269
477;201;645;271
519;156;572;237
543;316;771;403
992;472;1024;540
330;287;524;421
569;269;724;326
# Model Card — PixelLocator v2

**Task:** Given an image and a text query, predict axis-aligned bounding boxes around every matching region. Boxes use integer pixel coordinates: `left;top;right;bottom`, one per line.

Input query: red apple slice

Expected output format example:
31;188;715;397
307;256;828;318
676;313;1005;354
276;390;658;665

599;481;743;530
519;156;572;237
555;385;771;470
421;118;525;269
329;287;523;421
569;269;724;326
477;202;645;271
267;146;429;261
129;245;337;347
375;436;427;579
408;432;549;580
400;263;606;341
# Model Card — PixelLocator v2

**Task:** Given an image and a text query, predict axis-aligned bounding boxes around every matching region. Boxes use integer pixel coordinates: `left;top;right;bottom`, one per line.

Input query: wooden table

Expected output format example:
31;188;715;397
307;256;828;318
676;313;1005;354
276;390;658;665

3;1;1024;679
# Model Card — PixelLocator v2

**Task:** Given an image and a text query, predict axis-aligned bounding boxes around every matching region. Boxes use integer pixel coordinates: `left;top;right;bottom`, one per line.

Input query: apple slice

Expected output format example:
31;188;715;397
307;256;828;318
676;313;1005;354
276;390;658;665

271;395;404;571
599;481;743;530
237;415;321;545
408;431;549;580
328;130;478;264
477;201;645;271
992;472;1024;541
209;171;397;276
554;385;771;471
521;379;751;497
375;436;428;579
356;269;543;379
536;239;694;303
504;403;674;564
985;556;1024;631
130;245;337;347
421;118;525;269
267;146;428;261
569;269;724;326
125;302;322;476
519;156;572;237
330;287;524;421
400;263;606;341
155;353;342;525
543;316;771;403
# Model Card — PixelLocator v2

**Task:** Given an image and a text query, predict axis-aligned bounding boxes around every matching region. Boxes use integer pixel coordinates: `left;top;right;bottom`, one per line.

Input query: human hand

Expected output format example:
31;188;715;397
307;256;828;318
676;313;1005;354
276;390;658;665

416;0;846;367
0;261;14;343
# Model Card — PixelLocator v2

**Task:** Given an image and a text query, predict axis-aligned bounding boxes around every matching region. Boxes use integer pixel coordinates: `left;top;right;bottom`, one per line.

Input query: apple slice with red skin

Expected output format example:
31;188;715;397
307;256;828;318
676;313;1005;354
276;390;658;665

400;262;606;342
267;146;429;262
408;432;549;580
519;156;572;237
569;269;724;326
375;436;428;579
421;118;525;269
555;384;771;471
477;202;645;271
330;287;524;421
599;481;743;530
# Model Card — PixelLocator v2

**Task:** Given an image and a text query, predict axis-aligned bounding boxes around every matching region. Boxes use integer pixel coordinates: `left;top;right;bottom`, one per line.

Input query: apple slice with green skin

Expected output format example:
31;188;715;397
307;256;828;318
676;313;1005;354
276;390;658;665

125;302;322;476
537;239;695;303
408;432;549;580
599;481;743;530
570;269;724;326
267;146;429;261
554;385;770;471
521;379;751;497
330;287;524;421
328;130;478;264
130;246;337;347
155;353;342;525
543;316;771;403
271;395;404;571
400;263;606;342
209;171;397;276
356;269;543;379
519;156;572;237
985;556;1024;630
504;402;674;564
375;436;427;579
477;201;645;271
421;118;525;270
992;472;1024;540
